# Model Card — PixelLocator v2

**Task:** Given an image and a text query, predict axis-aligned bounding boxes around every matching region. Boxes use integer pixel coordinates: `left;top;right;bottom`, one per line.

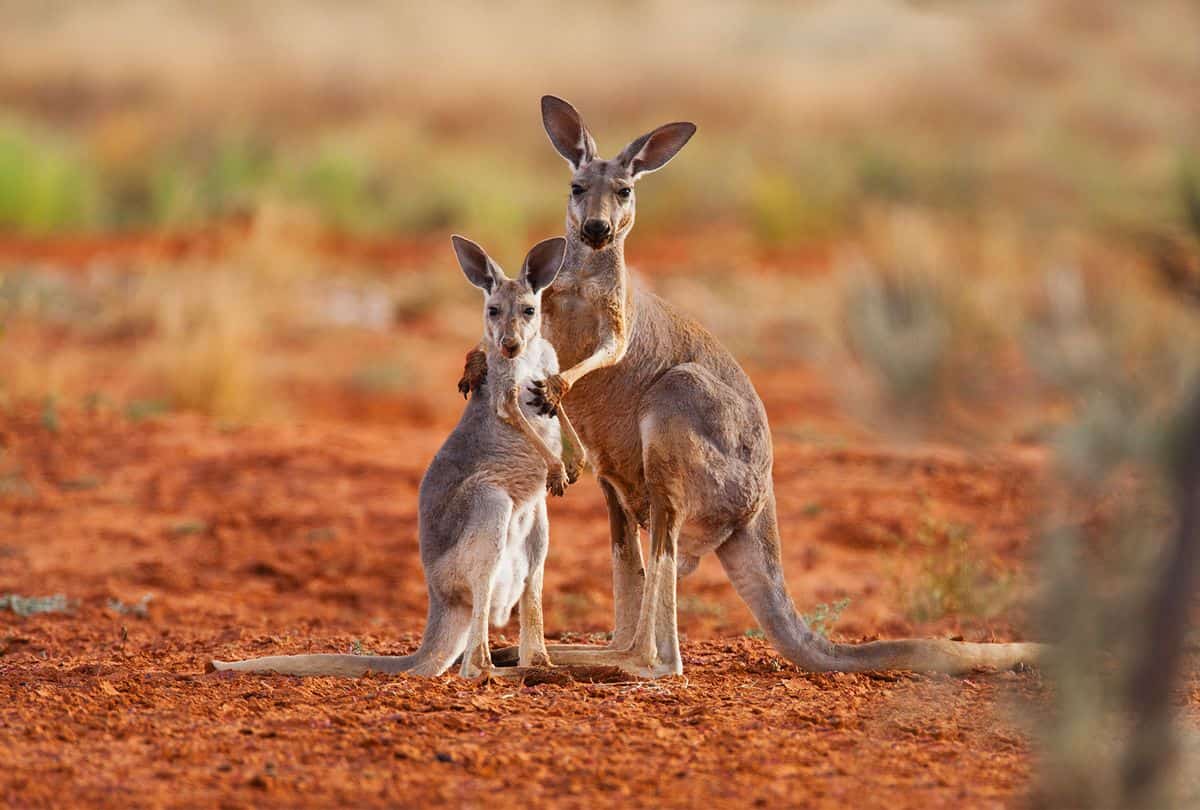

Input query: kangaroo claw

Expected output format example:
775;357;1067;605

565;457;585;484
459;349;488;397
546;466;568;497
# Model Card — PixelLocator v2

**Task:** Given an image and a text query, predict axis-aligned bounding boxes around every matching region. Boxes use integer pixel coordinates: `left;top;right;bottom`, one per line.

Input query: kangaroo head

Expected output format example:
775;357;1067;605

452;235;566;359
541;95;696;251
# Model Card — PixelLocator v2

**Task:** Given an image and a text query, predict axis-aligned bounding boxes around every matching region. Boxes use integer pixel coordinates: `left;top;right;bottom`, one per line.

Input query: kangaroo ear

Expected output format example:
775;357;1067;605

617;121;696;179
522;237;566;294
541;95;597;170
451;235;505;293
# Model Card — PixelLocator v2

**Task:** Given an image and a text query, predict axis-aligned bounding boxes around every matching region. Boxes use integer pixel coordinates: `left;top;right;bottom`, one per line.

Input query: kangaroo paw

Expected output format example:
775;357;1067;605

528;374;569;416
458;348;488;397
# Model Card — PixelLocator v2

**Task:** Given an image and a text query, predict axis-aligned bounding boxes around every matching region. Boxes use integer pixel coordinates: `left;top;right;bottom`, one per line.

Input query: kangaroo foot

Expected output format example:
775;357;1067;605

534;645;679;679
492;642;619;667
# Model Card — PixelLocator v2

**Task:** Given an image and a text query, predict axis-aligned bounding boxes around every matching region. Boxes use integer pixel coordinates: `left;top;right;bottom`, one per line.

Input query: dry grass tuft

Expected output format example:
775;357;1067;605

148;269;263;422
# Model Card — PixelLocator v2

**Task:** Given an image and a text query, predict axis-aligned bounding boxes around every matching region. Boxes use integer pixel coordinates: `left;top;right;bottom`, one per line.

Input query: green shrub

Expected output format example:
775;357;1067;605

0;123;100;233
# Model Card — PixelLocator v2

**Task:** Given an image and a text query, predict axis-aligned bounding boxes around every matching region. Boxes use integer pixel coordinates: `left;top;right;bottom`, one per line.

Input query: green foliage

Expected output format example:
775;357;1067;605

0;111;1177;245
902;515;1012;623
1178;151;1200;242
0;123;100;233
801;598;850;638
748;170;806;244
115;137;275;229
287;147;384;232
747;155;852;245
281;138;558;246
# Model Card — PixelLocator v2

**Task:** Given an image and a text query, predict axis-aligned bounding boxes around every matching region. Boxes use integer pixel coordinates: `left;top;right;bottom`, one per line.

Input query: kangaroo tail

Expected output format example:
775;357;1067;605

716;493;1044;675
209;652;422;677
209;598;471;678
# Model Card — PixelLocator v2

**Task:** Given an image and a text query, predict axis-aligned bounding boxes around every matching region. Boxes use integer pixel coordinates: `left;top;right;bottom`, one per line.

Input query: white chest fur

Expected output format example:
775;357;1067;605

488;338;562;452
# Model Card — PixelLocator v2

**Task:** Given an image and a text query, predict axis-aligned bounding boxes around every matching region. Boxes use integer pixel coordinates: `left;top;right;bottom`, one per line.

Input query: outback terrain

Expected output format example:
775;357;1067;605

3;1;1200;807
0;225;1148;809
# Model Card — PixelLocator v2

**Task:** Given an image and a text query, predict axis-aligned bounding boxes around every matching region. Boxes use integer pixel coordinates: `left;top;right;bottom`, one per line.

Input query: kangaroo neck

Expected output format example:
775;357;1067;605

560;232;627;290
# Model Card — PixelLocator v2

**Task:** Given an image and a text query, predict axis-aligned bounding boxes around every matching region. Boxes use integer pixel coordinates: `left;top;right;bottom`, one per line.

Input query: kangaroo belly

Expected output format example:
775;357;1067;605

550;287;775;533
488;499;540;625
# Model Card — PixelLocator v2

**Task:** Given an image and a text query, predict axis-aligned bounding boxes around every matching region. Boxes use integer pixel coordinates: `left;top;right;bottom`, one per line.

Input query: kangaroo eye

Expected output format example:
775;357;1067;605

523;307;536;317
487;306;500;317
616;187;632;199
570;184;585;197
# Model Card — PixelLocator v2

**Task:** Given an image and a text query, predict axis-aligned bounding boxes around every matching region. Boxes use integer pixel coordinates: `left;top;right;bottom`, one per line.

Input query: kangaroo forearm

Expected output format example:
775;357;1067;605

560;335;626;387
556;404;586;463
501;395;562;467
559;291;628;387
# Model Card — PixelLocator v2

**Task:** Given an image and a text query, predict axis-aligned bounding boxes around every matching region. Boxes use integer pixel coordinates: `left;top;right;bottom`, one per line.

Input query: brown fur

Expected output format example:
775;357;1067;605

469;96;1042;677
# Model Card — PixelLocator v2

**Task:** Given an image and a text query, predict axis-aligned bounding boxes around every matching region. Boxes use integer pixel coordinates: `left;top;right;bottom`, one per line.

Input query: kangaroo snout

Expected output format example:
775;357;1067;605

581;218;612;248
501;336;523;358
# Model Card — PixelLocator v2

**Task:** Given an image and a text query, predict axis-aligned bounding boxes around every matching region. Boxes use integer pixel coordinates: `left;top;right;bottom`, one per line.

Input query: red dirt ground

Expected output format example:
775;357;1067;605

2;400;1050;809
0;230;1185;808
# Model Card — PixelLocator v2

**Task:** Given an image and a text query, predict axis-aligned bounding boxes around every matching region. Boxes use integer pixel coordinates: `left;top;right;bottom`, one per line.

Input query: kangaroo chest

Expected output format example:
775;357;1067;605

540;281;651;501
487;343;563;457
542;281;611;370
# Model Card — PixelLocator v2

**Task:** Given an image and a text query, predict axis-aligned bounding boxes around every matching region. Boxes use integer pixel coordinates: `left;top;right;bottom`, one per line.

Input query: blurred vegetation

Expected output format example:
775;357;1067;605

898;514;1016;623
839;196;1200;808
0;593;71;617
0;3;1197;801
800;598;851;639
0;115;1190;255
0;0;1193;251
0;122;100;234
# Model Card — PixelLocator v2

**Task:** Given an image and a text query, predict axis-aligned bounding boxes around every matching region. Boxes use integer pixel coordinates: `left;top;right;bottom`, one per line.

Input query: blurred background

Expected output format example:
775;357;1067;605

2;2;1199;806
1;0;1197;427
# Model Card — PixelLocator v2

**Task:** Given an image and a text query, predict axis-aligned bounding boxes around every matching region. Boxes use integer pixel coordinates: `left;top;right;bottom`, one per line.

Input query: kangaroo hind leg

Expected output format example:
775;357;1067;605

516;499;552;667
455;487;513;679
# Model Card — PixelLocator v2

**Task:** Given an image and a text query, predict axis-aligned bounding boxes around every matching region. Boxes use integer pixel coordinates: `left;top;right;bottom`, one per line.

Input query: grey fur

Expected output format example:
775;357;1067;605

507;96;1042;677
210;237;580;679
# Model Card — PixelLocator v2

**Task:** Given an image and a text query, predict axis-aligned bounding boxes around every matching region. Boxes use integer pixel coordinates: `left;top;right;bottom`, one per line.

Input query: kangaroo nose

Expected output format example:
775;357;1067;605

502;337;519;349
582;219;611;242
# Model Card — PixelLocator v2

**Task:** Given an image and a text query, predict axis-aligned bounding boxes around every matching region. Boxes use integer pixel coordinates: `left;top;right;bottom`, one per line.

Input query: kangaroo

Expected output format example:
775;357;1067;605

463;96;1042;677
211;235;586;679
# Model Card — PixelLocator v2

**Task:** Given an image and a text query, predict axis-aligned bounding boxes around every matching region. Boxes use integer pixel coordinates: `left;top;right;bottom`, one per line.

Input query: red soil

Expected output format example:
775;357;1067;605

1;399;1050;809
0;227;1121;808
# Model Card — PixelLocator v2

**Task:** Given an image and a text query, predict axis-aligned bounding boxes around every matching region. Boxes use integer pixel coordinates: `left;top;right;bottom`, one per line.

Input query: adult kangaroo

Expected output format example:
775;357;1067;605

465;96;1041;678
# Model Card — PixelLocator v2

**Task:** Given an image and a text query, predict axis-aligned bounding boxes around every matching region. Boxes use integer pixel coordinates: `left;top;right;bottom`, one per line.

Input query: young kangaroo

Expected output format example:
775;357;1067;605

211;235;584;679
464;96;1042;677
